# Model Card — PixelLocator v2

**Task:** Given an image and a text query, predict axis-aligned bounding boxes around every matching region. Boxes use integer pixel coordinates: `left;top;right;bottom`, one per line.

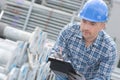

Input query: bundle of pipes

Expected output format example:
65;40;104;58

0;22;31;41
111;68;120;80
0;38;17;67
41;0;85;14
0;40;30;76
0;22;55;80
1;0;80;40
41;0;112;14
0;40;29;79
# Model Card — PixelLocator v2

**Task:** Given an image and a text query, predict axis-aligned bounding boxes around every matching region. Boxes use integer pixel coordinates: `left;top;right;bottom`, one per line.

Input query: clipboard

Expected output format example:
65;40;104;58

48;57;76;74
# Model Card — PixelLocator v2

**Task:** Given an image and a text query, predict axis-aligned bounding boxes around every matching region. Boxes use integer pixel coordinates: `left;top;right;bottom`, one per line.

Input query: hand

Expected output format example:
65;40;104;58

50;47;63;60
68;72;85;80
50;53;63;61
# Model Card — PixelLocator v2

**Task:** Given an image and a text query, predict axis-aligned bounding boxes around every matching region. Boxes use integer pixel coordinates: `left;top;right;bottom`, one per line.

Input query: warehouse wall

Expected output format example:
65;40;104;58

106;0;120;53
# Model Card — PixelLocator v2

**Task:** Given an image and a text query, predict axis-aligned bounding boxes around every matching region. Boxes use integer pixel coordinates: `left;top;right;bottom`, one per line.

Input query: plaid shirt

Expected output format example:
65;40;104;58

51;23;117;80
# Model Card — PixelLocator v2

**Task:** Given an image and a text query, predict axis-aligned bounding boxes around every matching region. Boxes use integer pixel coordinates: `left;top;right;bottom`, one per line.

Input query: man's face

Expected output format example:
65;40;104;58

80;19;105;41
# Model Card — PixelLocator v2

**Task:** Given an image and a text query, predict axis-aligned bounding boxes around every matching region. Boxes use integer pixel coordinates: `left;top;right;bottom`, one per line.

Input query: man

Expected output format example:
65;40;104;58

50;0;117;80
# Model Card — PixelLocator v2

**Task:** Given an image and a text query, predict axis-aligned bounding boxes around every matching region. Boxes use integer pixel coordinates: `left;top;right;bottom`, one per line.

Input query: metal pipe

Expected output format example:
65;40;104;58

0;22;31;41
23;0;35;30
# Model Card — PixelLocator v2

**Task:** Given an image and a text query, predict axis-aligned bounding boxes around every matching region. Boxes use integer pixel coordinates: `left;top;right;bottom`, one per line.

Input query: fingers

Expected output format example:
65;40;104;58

68;73;74;77
76;73;82;77
68;75;75;80
68;73;77;80
50;53;63;61
68;72;85;80
68;74;76;80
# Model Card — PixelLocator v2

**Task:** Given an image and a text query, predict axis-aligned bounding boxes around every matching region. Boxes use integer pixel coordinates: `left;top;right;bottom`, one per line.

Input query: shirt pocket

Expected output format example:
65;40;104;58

69;48;80;59
86;57;98;68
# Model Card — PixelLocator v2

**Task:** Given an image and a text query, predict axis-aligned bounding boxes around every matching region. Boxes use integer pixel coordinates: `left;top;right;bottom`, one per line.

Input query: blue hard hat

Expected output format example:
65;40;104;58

79;0;108;22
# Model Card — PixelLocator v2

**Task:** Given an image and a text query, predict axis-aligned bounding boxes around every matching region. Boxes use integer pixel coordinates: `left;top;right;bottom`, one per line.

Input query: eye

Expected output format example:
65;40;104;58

90;22;96;26
82;19;87;23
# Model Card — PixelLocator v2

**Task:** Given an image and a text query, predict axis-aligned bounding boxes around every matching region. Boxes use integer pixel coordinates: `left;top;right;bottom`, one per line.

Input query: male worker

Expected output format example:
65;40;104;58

50;0;117;80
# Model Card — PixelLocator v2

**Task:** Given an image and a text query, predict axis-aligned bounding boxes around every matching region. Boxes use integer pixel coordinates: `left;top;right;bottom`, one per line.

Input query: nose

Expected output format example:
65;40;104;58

83;22;90;30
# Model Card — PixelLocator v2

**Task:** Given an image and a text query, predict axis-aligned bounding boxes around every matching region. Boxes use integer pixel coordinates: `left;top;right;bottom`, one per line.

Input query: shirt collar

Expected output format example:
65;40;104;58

74;25;82;39
75;31;82;39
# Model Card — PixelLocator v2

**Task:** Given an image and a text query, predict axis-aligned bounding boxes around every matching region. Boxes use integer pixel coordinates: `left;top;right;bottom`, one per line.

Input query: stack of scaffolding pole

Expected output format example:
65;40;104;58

0;22;55;80
1;0;80;40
